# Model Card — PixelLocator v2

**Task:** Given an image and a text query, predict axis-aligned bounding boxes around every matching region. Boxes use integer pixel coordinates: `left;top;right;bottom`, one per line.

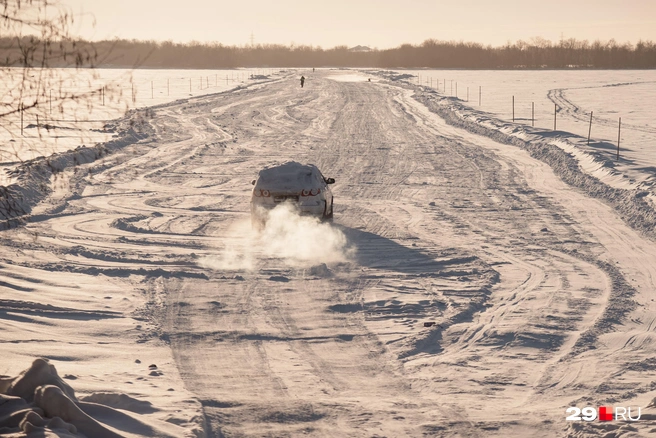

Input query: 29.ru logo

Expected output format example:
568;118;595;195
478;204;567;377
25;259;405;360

566;406;641;421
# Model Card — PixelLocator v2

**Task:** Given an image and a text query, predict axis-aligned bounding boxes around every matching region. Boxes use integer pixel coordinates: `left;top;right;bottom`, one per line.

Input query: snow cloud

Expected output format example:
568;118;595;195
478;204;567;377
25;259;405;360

200;202;353;271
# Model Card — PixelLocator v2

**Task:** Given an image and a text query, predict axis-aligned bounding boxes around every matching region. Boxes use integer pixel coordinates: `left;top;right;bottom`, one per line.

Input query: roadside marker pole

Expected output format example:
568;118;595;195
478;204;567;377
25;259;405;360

512;96;515;122
467;87;469;102
587;112;593;145
554;103;557;130
168;78;170;96
617;117;621;161
532;102;534;127
455;82;458;98
151;81;154;99
20;103;23;136
479;86;481;106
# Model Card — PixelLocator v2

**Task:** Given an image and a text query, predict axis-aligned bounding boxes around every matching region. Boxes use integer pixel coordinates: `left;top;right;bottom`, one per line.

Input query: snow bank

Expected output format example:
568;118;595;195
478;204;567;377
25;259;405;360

325;73;370;82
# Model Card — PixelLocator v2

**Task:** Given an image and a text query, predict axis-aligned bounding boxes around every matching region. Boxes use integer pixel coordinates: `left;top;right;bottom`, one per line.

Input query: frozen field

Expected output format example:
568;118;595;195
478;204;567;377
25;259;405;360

1;68;656;437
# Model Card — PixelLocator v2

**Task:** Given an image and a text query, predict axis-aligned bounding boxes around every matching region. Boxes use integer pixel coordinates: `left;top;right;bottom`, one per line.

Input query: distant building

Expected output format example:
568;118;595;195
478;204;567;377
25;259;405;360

349;45;372;52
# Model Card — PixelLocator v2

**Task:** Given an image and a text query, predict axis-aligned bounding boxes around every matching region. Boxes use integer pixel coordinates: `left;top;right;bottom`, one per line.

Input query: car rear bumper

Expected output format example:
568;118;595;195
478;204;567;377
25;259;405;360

251;201;325;217
298;204;325;216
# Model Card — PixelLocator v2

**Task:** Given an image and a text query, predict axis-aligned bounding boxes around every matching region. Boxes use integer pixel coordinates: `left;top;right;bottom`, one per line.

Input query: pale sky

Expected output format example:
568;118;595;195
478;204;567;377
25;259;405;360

64;0;656;48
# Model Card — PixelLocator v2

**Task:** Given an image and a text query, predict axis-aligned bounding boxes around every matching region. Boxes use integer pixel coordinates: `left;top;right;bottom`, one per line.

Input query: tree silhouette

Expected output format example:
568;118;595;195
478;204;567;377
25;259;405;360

9;37;649;70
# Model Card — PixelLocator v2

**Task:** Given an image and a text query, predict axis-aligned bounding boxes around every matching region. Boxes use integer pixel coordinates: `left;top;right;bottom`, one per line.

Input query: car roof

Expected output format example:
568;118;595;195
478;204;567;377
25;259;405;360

258;161;320;180
256;162;322;190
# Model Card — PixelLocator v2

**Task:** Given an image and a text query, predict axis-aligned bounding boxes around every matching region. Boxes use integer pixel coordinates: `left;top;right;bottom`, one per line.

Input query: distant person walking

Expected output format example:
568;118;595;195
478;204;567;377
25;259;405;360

300;76;305;88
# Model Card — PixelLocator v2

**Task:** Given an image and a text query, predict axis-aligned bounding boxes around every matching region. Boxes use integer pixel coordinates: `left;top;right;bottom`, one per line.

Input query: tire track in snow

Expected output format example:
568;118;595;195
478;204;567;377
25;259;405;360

547;86;656;135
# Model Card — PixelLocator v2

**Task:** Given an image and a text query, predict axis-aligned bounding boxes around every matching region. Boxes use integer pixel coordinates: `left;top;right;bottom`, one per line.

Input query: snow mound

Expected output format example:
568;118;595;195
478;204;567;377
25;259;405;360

80;392;158;414
0;359;184;438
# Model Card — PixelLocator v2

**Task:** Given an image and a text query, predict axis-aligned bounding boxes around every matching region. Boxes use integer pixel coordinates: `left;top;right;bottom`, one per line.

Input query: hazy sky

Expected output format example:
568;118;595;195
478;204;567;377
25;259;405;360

64;0;656;48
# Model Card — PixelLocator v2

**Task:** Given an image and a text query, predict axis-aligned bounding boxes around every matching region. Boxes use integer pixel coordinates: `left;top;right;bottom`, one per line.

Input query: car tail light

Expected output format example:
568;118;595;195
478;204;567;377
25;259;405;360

253;189;271;197
301;188;321;197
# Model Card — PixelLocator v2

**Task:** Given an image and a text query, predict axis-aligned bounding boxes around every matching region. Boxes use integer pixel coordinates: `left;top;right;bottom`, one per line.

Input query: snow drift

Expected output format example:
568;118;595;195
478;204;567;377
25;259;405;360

0;359;184;438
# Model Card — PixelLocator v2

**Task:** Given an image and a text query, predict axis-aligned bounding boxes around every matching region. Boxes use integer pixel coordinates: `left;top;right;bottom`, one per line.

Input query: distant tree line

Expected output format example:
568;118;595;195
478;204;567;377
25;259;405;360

2;37;655;69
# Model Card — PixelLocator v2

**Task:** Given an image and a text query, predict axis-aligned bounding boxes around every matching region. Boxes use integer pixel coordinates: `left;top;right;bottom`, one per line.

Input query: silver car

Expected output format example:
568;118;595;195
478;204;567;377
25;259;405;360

251;162;335;227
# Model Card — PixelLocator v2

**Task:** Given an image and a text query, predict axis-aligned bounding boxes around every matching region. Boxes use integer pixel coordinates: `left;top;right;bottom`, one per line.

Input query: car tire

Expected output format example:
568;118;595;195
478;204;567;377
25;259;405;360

323;197;334;222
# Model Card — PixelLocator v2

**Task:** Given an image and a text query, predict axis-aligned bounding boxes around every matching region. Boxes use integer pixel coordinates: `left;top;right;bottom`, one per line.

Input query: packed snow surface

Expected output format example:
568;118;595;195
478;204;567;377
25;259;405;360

3;68;656;437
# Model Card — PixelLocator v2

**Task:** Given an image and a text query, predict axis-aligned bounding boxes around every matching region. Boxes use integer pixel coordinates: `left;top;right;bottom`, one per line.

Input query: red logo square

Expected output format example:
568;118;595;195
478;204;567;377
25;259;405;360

599;406;613;421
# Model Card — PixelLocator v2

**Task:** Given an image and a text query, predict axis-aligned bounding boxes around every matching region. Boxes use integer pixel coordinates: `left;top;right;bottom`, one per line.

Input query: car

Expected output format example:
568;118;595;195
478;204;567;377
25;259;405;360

250;161;335;228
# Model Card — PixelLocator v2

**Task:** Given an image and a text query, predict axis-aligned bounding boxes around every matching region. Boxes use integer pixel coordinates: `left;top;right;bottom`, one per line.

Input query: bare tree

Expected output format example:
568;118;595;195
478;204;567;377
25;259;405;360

2;0;102;133
0;0;129;223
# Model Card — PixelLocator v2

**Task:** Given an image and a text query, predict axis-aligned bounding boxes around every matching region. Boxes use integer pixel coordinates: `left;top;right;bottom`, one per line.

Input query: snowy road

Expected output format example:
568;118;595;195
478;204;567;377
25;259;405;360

4;71;656;437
